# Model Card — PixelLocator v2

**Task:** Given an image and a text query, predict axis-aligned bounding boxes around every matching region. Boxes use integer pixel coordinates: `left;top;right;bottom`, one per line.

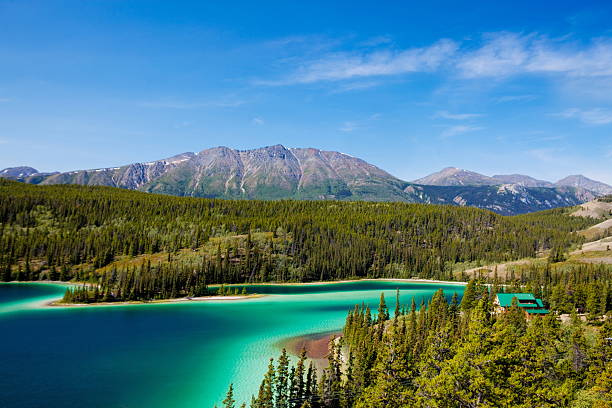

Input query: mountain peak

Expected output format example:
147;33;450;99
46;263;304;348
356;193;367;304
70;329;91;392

555;174;612;195
0;166;39;178
413;167;497;186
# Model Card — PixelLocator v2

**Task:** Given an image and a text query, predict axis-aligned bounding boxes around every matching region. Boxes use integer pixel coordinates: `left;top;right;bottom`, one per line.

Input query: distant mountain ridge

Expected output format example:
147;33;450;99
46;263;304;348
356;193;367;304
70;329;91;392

1;145;607;215
555;175;612;196
413;167;612;193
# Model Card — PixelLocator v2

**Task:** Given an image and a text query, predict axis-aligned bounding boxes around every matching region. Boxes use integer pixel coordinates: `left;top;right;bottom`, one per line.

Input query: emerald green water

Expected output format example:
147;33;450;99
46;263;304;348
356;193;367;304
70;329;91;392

0;281;464;407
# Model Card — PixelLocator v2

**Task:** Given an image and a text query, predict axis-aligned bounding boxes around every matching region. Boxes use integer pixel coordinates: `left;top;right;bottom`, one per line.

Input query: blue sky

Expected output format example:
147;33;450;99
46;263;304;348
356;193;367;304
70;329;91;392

1;0;611;183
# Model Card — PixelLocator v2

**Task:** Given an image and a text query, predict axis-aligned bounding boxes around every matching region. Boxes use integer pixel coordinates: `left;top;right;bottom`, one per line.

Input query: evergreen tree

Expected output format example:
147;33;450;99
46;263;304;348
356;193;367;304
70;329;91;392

377;293;389;324
222;384;235;408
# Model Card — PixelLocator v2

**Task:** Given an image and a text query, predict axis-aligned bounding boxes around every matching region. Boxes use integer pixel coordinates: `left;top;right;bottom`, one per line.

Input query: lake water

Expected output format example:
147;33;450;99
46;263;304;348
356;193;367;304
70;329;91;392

0;281;464;407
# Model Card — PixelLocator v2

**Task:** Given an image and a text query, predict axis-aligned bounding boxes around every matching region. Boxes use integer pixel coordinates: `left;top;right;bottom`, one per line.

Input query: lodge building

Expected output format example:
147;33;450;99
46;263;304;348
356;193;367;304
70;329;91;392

494;293;549;317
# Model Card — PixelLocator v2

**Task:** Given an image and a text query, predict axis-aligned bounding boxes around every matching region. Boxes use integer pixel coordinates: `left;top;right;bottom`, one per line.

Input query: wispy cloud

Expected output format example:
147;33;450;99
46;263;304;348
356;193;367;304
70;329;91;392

257;31;612;87
330;80;382;93
494;94;537;103
258;39;458;85
554;108;612;125
0;98;10;103
434;110;483;120
359;35;393;47
339;121;359;132
138;99;245;109
527;148;559;162
338;113;382;133
457;32;612;78
252;117;265;125
440;125;484;138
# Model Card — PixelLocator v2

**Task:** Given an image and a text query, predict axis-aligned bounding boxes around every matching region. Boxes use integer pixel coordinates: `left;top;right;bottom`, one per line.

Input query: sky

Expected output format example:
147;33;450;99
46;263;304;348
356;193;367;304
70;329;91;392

0;0;611;184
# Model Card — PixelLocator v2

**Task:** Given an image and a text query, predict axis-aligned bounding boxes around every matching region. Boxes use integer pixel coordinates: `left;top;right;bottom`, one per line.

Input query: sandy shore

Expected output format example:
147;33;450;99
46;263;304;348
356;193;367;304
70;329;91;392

47;294;263;307
4;277;466;308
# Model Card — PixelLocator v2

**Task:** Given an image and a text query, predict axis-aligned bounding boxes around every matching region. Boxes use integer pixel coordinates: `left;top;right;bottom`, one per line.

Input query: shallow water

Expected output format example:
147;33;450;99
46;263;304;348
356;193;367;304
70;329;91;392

0;280;464;407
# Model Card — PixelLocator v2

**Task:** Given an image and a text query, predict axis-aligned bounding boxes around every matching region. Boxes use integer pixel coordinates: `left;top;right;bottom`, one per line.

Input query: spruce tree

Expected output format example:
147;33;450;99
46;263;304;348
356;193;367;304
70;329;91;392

377;293;389;324
222;384;235;408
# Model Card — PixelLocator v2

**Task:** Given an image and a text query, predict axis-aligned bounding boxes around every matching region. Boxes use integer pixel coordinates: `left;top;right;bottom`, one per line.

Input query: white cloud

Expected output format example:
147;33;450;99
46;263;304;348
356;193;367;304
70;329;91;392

434;110;483;120
527;148;558;162
457;33;531;78
359;35;393;47
252;117;265;125
340;121;359;132
338;113;381;132
258;31;612;87
330;80;382;93
440;125;484;138
458;32;612;79
495;94;537;103
260;39;458;85
555;108;612;125
138;99;245;109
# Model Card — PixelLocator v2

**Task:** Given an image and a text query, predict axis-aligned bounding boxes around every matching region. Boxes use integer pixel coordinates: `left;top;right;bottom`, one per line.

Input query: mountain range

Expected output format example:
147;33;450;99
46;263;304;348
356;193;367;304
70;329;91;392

1;144;610;215
412;167;612;194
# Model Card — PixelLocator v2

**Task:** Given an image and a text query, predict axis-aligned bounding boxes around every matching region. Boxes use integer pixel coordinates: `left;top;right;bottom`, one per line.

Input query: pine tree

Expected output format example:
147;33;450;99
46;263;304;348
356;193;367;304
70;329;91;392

222;384;235;408
276;349;290;408
394;288;401;319
253;359;275;408
460;279;477;311
377;293;389;324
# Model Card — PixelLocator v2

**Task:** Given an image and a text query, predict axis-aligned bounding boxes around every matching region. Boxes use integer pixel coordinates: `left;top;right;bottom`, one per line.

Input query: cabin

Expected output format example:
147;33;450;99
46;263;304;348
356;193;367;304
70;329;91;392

494;293;549;317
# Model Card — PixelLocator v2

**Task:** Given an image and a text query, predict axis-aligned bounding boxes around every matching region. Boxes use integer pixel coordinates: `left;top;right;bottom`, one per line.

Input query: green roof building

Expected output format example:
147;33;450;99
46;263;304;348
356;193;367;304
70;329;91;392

494;293;549;316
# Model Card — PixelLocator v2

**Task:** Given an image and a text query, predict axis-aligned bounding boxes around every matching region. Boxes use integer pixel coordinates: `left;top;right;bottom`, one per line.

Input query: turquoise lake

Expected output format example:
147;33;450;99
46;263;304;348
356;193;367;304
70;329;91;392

0;281;465;407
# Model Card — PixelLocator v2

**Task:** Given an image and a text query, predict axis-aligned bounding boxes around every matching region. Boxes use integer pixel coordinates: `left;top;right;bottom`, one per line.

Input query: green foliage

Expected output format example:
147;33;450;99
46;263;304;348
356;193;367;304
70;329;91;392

0;179;595;302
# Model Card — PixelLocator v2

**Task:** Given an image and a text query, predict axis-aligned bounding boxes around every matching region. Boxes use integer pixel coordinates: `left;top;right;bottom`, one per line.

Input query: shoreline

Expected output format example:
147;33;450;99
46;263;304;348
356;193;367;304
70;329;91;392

2;277;467;308
209;277;467;287
46;294;264;308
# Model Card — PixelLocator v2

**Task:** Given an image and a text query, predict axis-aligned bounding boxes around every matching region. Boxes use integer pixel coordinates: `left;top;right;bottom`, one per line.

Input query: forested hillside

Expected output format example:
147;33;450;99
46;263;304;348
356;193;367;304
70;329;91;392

0;179;597;302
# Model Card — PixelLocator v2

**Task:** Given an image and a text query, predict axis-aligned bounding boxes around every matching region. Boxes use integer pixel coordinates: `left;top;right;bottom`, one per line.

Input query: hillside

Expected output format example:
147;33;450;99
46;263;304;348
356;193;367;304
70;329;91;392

0;179;597;301
406;183;592;215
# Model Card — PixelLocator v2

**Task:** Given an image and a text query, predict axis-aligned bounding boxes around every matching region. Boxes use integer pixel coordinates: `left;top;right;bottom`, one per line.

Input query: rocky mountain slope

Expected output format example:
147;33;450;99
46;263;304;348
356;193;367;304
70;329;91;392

0;145;605;215
555;175;612;195
490;174;553;187
412;167;497;186
0;166;40;179
2;146;410;201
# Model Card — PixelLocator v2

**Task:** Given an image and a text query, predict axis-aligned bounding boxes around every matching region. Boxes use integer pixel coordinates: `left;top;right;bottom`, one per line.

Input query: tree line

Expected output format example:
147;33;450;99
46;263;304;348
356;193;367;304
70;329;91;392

0;179;597;302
